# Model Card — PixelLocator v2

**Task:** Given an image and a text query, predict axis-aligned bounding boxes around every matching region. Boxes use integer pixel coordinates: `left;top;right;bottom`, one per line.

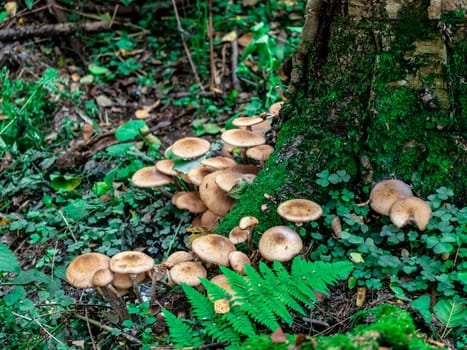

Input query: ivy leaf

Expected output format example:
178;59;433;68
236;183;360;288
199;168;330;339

50;174;82;191
433;299;467;328
0;242;20;274
410;295;432;323
115;120;147;141
88;63;110;75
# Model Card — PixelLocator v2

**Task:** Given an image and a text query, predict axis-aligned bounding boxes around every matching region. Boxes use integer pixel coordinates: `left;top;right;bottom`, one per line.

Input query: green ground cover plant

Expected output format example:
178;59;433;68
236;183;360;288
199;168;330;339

0;1;465;349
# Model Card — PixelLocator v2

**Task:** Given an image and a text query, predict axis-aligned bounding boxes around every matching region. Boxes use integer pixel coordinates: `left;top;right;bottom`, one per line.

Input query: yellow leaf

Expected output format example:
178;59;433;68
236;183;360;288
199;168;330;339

135;109;150;119
5;2;17;16
214;298;230;314
221;31;238;42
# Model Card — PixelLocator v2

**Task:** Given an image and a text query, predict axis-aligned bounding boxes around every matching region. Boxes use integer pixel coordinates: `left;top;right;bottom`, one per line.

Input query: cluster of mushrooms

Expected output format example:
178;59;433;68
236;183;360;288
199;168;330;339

66;100;434;318
130;102;283;230
368;179;432;231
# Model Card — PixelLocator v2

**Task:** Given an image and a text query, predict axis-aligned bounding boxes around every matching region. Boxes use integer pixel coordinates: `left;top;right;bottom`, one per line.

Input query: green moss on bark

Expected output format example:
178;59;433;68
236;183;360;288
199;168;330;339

217;9;466;236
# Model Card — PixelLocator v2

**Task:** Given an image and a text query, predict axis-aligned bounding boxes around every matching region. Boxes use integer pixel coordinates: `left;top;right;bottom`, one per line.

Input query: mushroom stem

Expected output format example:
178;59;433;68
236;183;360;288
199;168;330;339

99;286;131;321
239;147;248;164
130;274;144;304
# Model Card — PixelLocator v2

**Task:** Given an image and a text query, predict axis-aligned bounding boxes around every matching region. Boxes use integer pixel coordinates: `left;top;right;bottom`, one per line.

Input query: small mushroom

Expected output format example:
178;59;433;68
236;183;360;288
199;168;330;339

200;209;223;232
92;268;130;320
228;251;251;275
66;252;110;289
232;116;264;131
369;179;413;216
277;198;323;231
164;251;194;268
187;166;214;187
246;144;274;166
172;191;207;214
389;196;432;231
170;137;211;159
110;251;154;303
191;234;236;266
258;226;303;262
169;261;207;287
229;226;250;245
199;171;236;216
131;166;172;188
201;156;237;170
238;216;259;251
221;129;266;163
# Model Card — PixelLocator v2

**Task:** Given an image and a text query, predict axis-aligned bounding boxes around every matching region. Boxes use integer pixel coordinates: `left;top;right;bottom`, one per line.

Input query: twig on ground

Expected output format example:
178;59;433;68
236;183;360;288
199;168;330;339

84;308;98;350
171;0;205;92
73;312;143;345
0;21;111;41
231;39;240;90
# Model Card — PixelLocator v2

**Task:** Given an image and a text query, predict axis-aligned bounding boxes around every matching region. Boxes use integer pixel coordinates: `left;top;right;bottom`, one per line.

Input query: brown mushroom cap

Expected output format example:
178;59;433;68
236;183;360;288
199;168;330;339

251;119;272;135
110;251;154;275
369;179;413;216
200;209;222;232
172;191;207;214
268;101;284;116
238;216;259;230
131;166;172;188
277;199;323;224
199;171;236;216
210;274;236;297
228;251;251;275
92;268;114;287
258;226;303;262
187;166;214;186
170;137;211;159
389;196;432;231
228;226;250;244
246;144;274;162
169;261;207;286
201;157;237;170
221;129;266;148
66;253;110;289
215;170;256;192
112;272;146;289
164;251;194;268
232;116;264;128
191;234;236;266
155;159;178;177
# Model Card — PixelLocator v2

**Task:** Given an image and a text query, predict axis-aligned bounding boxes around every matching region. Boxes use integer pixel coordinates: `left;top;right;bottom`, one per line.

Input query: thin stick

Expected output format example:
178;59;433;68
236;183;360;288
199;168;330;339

12;312;64;345
207;0;217;91
231;39;240;90
72;312;143;345
171;0;204;92
84;308;98;350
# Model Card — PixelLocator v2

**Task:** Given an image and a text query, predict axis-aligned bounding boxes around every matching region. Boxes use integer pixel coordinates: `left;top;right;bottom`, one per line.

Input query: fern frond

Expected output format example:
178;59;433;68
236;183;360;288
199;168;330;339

291;258;354;295
203;317;241;344
258;261;306;316
221;307;257;337
244;264;293;325
181;283;215;321
162;308;204;348
273;260;317;303
200;277;230;301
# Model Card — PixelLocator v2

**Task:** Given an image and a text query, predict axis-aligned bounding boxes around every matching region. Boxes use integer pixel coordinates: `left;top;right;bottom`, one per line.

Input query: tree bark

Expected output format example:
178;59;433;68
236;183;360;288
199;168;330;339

218;0;466;233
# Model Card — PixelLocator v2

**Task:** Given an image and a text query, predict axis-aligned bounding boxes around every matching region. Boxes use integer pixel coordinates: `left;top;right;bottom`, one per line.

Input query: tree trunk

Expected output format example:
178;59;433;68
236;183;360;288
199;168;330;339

218;0;466;233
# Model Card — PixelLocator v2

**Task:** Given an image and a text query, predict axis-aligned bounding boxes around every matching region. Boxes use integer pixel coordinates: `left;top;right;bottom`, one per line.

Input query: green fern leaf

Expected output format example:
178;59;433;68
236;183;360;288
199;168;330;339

258;261;305;316
163;308;204;348
273;261;312;305
203;317;241;344
222;307;257;337
200;277;230;301
181;283;215;321
244;264;293;325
